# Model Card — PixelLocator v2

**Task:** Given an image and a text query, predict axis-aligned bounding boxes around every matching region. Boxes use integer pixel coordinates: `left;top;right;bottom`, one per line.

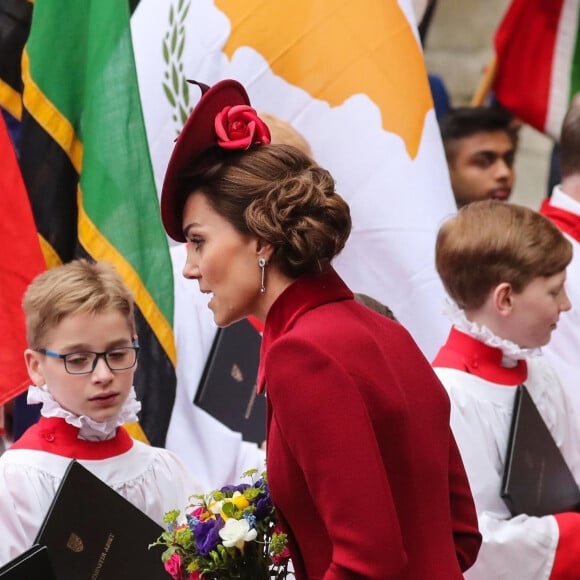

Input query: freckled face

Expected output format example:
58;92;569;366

181;192;263;327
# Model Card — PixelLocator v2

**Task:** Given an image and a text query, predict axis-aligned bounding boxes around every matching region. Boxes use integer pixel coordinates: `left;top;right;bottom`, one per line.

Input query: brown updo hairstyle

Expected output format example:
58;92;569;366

435;200;572;311
180;144;352;278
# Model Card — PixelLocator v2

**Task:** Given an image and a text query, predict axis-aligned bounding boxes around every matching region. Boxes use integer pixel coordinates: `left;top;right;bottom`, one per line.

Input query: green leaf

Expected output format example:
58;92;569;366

163;509;181;525
163;83;176;107
177;33;185;60
179;103;188;125
182;1;191;22
183;78;190;104
171;63;179;94
162;39;169;64
222;502;236;517
171;23;178;53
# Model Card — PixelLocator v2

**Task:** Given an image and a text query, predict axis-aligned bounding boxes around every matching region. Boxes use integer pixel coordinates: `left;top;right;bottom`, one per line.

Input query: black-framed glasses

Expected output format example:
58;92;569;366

36;343;140;375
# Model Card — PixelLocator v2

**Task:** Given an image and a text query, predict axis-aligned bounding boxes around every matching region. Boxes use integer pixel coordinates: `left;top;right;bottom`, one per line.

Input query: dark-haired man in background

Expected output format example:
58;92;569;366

439;106;518;208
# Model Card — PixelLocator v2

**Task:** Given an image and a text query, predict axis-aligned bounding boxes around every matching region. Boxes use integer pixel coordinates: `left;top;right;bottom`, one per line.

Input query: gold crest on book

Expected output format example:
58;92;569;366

67;533;84;553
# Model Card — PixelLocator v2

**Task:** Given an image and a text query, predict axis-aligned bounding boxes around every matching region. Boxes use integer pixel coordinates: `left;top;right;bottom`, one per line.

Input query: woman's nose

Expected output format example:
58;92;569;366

182;259;200;280
182;246;200;280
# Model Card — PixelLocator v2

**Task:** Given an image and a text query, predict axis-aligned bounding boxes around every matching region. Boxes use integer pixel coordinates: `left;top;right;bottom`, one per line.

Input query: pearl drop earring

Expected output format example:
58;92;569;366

258;257;266;293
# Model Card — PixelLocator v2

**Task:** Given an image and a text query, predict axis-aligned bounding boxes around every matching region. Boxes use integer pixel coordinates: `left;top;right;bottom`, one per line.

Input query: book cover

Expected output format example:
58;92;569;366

501;384;580;517
0;545;56;580
195;318;266;444
34;460;167;580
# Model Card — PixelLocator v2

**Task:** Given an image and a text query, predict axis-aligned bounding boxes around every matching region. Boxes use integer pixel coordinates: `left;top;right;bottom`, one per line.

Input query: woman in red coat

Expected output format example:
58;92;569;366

160;78;481;579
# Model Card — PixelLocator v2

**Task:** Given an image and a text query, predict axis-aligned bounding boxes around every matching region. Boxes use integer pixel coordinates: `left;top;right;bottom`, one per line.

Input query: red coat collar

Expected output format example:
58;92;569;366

540;198;580;243
257;268;353;393
10;416;134;459
432;327;527;385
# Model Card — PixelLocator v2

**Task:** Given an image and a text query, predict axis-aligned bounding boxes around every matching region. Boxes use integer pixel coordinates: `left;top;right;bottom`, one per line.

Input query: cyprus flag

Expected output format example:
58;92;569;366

132;0;456;484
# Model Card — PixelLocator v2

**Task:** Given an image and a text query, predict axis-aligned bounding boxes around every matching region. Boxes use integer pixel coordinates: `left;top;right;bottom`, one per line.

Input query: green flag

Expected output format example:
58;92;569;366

16;0;176;445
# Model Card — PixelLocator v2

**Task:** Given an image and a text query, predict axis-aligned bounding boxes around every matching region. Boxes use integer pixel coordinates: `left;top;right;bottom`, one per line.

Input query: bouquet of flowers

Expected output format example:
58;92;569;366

152;469;290;579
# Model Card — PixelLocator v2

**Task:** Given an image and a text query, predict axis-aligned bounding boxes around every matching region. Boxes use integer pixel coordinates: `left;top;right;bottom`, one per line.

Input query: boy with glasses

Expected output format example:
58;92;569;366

0;259;203;565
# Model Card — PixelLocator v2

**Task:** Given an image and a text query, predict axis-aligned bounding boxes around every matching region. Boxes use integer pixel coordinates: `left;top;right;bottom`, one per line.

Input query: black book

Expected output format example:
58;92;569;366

501;384;580;517
195;318;266;444
0;545;56;579
34;460;167;580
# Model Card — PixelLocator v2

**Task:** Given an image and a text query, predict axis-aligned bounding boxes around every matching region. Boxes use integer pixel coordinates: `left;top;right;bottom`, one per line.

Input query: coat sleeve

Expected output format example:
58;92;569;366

447;431;482;571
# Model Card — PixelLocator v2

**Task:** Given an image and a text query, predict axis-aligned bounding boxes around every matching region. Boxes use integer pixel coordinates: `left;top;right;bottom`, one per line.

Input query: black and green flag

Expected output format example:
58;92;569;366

0;0;176;446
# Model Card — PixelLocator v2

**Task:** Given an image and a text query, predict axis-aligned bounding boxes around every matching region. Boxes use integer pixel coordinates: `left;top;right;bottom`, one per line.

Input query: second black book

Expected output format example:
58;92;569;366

501;384;580;517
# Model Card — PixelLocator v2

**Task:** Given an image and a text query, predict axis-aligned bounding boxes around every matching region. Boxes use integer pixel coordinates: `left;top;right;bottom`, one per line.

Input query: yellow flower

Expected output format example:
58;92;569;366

230;492;249;510
211;492;250;520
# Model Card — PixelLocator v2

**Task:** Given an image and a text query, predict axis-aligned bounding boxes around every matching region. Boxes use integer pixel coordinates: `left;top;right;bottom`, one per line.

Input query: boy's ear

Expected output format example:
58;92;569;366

493;282;514;316
24;349;46;386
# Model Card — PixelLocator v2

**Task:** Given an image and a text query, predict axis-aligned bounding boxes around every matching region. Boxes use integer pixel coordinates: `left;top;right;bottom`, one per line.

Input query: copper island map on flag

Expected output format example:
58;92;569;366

131;0;457;470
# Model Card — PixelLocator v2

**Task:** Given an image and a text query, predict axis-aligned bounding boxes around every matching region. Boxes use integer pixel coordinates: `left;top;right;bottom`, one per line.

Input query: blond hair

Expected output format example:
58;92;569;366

23;259;136;348
259;112;313;158
436;200;572;310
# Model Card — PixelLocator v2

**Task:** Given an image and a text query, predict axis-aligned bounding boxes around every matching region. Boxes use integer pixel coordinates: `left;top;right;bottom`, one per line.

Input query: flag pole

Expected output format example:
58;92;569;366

471;55;497;106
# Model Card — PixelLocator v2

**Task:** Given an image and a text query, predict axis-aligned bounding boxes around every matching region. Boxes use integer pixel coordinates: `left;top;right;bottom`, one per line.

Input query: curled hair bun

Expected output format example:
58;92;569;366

245;150;351;277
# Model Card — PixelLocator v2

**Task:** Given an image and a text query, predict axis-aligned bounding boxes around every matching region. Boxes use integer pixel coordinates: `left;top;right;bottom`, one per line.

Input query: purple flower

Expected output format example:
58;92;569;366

253;484;273;520
194;516;224;556
220;483;251;494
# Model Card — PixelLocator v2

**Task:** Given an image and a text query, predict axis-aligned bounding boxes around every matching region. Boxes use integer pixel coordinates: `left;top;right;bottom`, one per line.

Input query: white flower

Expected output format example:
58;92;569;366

209;500;223;514
219;518;257;551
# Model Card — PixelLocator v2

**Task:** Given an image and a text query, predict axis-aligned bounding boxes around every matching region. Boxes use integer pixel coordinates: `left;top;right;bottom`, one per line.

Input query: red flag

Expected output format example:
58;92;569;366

493;0;577;139
0;113;45;405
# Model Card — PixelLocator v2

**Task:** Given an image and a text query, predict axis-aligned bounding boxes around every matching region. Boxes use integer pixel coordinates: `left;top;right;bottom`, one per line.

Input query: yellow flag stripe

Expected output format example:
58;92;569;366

20;48;175;365
77;188;177;365
38;235;61;268
123;421;151;444
0;80;22;120
21;49;83;172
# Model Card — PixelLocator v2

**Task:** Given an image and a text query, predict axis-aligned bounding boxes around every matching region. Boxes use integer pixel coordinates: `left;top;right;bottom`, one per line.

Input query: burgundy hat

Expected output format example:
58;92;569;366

161;79;271;242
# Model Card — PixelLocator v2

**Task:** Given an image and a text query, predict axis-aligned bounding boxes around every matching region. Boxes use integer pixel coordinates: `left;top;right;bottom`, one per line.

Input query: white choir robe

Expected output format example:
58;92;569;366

0;424;204;566
542;186;580;417
435;356;580;579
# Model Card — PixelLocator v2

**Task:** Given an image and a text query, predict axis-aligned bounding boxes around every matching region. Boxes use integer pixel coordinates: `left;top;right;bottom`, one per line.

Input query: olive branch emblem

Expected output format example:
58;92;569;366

162;0;192;133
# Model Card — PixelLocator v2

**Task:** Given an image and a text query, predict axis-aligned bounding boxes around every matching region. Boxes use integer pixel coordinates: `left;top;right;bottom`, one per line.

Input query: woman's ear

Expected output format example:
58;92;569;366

492;282;514;316
24;349;45;386
255;238;274;262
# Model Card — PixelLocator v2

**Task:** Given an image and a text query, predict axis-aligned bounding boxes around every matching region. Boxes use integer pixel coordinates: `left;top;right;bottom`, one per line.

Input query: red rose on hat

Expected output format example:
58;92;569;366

214;105;271;150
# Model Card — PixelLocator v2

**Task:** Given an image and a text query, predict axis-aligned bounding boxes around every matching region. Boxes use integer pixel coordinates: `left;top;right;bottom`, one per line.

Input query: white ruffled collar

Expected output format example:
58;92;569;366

442;298;542;366
27;385;141;441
